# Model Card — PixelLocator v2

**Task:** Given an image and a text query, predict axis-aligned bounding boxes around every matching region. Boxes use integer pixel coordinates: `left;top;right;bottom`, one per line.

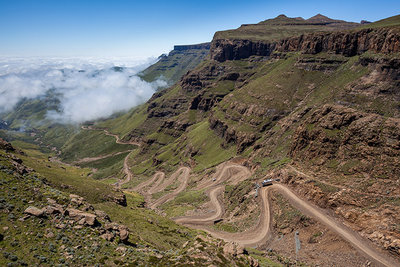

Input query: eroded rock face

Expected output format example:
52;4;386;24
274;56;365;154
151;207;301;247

210;39;275;62
277;28;400;56
290;104;400;178
290;105;400;180
210;27;400;62
209;115;257;152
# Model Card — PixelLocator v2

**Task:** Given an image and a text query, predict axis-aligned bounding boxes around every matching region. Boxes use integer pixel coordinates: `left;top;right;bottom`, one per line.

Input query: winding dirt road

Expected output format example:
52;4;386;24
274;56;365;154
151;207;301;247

72;150;131;164
81;125;141;146
174;186;225;225
274;184;398;267
172;164;398;267
80;126;398;266
81;126;139;188
133;172;165;192
148;167;191;209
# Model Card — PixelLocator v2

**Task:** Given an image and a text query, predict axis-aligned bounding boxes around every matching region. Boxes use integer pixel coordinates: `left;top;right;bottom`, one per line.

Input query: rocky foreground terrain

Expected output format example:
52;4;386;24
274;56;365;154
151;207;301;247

0;139;260;266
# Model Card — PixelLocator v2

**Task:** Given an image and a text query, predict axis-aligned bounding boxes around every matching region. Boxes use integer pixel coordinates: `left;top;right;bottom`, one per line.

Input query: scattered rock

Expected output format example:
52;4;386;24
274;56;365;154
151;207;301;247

46;198;57;205
119;229;129;242
223;241;245;257
44;205;63;215
94;210;110;221
104;222;119;231
116;246;127;253
69;194;85;206
55;223;66;229
45;232;54;238
100;232;114;241
18;215;30;221
108;192;127;207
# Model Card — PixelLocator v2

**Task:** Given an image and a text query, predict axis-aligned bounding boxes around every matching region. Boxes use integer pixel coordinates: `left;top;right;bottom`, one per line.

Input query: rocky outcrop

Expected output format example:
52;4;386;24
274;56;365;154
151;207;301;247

290;104;400;179
174;43;211;51
276;27;400;56
209;115;257;152
65;208;98;226
211;27;400;62
108;191;127;206
0;138;15;152
210;39;276;62
180;62;225;92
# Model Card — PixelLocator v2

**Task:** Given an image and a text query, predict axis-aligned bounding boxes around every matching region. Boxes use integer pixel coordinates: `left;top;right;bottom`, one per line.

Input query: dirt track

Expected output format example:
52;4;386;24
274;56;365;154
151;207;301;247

81;126;141;146
174;186;225;225
149;167;191;209
274;184;398;267
72;150;131;164
80;126;398;266
81;126;138;188
134;172;165;192
172;164;398;267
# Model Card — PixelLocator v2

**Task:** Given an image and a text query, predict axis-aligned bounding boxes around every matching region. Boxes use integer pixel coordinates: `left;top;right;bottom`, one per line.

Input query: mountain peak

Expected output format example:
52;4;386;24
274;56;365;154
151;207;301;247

276;14;288;19
307;14;337;23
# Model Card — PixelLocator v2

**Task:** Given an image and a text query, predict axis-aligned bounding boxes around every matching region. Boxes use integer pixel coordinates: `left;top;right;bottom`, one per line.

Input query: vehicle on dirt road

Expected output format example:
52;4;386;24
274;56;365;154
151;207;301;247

262;179;273;187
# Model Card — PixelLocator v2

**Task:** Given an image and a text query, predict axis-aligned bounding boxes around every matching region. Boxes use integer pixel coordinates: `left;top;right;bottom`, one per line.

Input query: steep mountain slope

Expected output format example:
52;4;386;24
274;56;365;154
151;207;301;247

92;14;400;265
0;46;211;183
140;43;210;84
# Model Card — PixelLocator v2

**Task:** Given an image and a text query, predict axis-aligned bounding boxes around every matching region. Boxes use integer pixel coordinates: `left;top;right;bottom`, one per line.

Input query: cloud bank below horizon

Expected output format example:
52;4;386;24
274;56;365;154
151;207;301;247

0;57;166;124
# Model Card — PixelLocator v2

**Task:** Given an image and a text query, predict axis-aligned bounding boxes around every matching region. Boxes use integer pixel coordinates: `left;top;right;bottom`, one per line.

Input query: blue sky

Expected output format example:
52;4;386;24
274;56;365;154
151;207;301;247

0;0;399;58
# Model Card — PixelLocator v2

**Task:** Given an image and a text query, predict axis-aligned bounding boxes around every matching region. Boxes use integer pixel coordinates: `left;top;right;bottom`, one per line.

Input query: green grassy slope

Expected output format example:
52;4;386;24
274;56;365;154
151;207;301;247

60;129;135;162
140;44;210;84
359;14;400;29
0;140;262;266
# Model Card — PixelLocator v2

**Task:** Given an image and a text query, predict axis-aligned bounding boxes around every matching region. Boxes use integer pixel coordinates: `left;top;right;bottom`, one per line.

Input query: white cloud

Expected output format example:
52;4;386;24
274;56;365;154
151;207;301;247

0;57;166;124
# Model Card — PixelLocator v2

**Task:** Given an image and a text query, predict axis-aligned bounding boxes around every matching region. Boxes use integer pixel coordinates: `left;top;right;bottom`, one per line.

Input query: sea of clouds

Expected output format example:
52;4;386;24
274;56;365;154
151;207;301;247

0;56;166;124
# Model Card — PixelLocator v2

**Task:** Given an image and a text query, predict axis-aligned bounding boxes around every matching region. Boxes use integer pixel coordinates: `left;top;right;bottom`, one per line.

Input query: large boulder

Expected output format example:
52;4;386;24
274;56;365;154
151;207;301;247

24;206;45;217
65;208;97;226
118;225;129;242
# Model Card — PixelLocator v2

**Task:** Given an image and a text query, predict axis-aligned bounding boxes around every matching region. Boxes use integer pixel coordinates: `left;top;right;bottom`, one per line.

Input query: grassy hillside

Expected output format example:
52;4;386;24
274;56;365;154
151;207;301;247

140;43;210;84
359;14;400;29
0;139;261;266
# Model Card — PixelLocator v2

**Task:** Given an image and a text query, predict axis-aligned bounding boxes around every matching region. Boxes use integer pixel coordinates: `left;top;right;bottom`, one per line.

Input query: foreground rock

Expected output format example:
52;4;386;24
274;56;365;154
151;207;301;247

24;206;45;217
65;208;97;226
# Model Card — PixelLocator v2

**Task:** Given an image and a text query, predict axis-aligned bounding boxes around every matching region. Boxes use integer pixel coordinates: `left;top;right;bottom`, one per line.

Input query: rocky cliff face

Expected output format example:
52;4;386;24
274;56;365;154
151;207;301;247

276;27;400;56
210;39;275;62
173;43;211;51
211;27;400;62
290;104;400;183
